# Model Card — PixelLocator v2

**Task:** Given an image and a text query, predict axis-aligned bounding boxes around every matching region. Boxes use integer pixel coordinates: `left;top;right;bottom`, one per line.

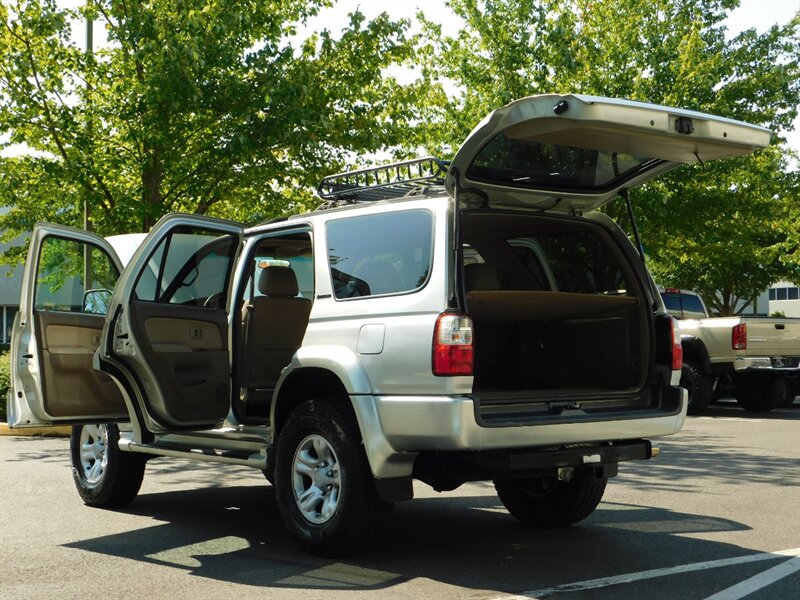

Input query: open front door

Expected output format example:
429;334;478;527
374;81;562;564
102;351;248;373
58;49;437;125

98;215;242;431
9;224;127;427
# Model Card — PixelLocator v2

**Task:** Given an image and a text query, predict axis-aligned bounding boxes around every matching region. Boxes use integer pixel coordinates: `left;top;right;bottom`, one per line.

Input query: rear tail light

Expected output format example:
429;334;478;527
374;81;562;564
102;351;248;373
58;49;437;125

432;313;474;376
732;323;747;350
670;317;683;371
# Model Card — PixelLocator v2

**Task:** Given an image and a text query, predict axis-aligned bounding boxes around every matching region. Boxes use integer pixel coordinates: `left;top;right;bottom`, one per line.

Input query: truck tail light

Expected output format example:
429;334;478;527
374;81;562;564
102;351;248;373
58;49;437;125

670;316;683;371
732;323;747;350
432;313;474;376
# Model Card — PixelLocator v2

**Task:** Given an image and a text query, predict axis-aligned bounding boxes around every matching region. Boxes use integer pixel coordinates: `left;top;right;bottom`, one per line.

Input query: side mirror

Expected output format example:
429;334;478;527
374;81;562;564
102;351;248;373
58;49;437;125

83;289;112;315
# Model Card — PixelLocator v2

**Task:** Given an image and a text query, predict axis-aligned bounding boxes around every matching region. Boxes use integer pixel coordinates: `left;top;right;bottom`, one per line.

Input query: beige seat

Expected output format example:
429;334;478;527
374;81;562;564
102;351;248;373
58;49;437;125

241;267;312;404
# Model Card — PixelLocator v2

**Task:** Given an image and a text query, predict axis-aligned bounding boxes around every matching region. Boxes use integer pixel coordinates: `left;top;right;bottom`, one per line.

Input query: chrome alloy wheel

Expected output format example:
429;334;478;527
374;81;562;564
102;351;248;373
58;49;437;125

78;424;109;486
291;434;342;524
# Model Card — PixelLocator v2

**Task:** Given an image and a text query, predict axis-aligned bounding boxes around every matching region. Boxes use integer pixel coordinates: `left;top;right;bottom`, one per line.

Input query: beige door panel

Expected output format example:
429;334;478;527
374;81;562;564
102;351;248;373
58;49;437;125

144;317;224;351
35;311;126;418
45;324;103;354
129;302;230;425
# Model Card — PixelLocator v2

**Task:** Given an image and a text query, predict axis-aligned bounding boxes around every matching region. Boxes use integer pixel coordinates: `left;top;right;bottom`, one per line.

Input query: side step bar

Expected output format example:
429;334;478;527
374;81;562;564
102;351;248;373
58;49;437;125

118;439;267;469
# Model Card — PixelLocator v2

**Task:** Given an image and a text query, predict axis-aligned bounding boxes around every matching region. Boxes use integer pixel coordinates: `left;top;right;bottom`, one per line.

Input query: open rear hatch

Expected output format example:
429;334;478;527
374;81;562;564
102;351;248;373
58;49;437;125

446;94;771;212
447;94;771;423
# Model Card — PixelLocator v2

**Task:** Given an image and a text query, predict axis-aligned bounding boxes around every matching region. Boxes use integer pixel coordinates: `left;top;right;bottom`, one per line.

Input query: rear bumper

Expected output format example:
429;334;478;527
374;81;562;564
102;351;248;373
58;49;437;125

734;356;800;372
352;386;687;478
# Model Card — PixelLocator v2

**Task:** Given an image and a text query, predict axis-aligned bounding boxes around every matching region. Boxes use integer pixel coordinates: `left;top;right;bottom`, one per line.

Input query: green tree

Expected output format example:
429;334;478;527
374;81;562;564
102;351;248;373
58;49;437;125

637;147;800;315
414;0;800;314
0;0;425;254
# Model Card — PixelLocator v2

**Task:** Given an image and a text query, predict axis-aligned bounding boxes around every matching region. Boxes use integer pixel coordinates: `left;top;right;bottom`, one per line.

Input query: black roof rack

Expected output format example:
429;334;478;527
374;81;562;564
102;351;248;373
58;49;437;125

316;157;449;205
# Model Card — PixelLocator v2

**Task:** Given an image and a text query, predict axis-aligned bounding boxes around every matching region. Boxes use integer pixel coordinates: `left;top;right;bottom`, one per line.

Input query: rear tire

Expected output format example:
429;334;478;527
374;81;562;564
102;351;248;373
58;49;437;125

774;379;794;408
70;424;146;507
275;399;393;556
680;361;713;415
734;386;778;412
494;476;607;527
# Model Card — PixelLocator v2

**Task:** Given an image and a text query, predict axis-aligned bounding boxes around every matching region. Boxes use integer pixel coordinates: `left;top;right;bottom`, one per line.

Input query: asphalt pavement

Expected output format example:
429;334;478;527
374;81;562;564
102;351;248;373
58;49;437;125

1;399;798;599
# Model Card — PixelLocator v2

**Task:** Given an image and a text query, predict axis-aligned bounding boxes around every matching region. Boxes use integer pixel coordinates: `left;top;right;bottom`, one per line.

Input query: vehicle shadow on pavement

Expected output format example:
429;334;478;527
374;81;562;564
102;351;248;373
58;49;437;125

700;398;800;419
613;422;799;494
62;477;758;594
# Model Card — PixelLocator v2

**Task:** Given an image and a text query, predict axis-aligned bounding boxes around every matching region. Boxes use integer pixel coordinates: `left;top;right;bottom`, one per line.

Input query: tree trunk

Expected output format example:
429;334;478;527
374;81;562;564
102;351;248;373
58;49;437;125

141;145;162;230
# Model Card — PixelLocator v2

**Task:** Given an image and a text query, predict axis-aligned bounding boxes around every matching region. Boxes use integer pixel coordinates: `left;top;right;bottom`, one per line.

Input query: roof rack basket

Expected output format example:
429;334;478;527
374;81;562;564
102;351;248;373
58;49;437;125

316;157;448;205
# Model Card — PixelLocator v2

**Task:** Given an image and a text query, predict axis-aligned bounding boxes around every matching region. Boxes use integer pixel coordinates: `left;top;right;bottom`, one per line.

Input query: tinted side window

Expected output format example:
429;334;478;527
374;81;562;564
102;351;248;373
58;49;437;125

250;232;314;300
35;236;119;315
134;229;237;307
327;210;433;299
530;231;627;294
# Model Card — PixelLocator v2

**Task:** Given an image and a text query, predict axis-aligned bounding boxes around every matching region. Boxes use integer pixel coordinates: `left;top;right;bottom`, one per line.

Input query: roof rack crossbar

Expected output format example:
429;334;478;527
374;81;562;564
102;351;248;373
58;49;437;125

317;156;448;202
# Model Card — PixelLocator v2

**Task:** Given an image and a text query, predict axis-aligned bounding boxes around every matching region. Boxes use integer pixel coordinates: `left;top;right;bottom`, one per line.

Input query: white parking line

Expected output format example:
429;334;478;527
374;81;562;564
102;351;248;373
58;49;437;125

695;417;764;423
491;548;800;600
703;554;800;600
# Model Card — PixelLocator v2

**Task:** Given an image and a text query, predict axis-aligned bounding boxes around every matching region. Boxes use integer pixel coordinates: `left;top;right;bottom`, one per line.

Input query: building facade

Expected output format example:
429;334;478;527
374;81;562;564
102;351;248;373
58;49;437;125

768;281;800;318
0;208;24;344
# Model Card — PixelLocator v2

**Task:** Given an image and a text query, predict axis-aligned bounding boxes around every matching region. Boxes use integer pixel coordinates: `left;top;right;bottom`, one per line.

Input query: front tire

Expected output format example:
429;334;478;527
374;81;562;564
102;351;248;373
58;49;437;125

680;361;713;415
70;424;146;507
494;476;607;527
275;399;393;556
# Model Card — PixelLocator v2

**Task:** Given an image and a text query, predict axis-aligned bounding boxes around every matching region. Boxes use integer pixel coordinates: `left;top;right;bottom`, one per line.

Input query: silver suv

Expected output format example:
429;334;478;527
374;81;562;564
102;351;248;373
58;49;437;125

8;94;770;555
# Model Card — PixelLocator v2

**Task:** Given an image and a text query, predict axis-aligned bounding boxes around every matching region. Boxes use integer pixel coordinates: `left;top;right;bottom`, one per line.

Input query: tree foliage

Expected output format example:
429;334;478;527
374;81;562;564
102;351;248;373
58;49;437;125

2;0;799;316
414;0;800;314
637;147;800;315
0;0;424;252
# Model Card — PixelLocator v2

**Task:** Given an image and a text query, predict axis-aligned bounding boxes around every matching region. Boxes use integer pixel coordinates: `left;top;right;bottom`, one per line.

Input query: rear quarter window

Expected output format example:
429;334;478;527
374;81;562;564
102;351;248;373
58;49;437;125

326;209;434;299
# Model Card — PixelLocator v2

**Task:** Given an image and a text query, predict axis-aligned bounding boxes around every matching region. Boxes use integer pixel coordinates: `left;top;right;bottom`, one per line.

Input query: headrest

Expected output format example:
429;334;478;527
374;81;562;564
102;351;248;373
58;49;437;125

464;263;502;291
258;266;299;297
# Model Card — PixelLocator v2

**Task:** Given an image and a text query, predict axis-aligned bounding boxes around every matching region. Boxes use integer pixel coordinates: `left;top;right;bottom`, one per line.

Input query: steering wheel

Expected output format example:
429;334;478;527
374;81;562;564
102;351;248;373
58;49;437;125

203;292;224;309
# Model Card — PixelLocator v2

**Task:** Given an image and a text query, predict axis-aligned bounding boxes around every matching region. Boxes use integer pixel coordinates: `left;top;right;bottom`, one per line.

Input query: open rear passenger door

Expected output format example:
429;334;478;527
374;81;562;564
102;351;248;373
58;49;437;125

97;215;242;432
9;224;127;427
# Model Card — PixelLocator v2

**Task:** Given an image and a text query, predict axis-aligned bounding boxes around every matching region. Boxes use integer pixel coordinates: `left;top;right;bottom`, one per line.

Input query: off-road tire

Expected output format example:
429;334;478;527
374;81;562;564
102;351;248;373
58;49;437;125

275;399;393;557
494;476;607;527
680;361;713;415
70;424;146;507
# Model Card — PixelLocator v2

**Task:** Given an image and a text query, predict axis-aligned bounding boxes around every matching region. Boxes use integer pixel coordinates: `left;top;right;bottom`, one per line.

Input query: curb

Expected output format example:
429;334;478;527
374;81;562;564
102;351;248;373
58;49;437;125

0;422;71;437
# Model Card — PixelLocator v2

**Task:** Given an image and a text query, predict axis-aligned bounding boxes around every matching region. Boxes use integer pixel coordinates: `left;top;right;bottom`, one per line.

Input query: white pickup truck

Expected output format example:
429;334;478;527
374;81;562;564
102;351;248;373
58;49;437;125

661;288;800;413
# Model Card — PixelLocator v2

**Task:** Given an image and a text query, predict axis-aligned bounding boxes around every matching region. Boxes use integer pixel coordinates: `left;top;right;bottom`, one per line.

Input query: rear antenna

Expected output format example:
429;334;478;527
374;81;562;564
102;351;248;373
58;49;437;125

621;189;646;263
